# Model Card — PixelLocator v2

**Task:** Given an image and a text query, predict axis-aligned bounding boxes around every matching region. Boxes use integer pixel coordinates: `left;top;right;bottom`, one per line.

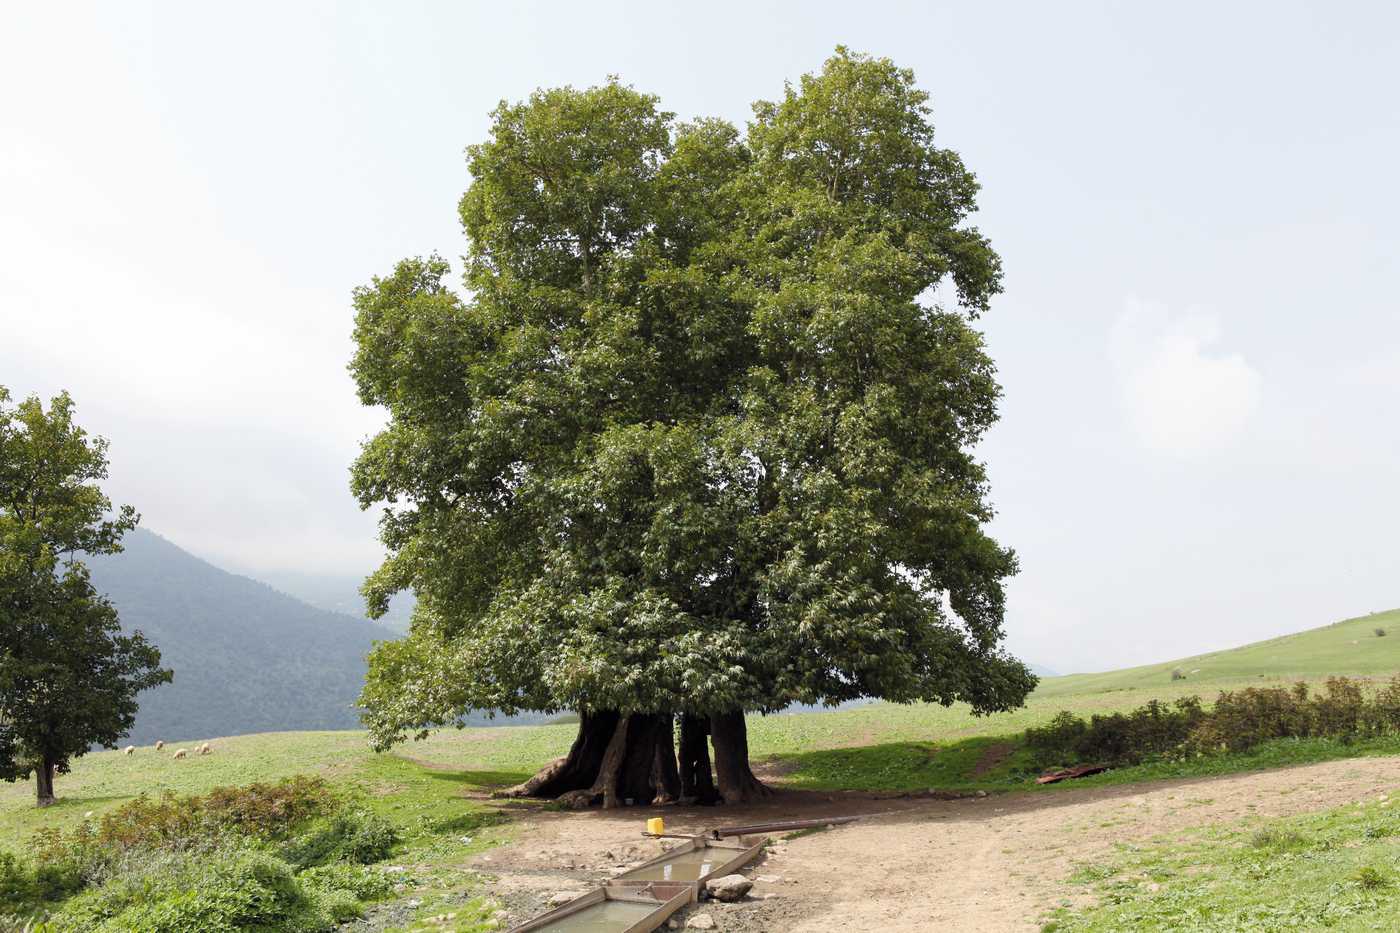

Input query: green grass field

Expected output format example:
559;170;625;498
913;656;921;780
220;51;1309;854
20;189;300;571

3;608;1398;930
1044;792;1400;931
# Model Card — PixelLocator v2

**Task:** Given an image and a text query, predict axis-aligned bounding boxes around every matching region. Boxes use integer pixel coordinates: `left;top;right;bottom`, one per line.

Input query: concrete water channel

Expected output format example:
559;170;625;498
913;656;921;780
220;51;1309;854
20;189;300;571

510;836;766;933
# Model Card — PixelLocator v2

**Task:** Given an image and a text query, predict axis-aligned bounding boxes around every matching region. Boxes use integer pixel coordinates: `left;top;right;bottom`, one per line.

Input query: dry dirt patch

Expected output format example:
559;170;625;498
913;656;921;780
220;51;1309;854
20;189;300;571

473;756;1400;932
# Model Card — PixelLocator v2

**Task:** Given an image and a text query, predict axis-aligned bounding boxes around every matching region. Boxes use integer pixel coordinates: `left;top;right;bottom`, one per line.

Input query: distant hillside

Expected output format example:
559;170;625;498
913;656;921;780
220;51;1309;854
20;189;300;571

243;568;414;634
86;529;553;743
1037;607;1400;699
85;529;389;744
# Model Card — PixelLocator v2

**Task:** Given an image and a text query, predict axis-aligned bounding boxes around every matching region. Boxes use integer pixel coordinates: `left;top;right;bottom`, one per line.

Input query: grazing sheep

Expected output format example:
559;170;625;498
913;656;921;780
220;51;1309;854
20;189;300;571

172;748;187;760
123;745;134;756
198;742;212;756
154;740;165;751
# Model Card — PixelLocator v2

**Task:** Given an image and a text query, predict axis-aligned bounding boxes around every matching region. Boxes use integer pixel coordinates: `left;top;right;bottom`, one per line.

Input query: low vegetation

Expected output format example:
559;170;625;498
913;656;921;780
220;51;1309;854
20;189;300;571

0;776;402;930
1027;676;1400;770
1045;794;1400;930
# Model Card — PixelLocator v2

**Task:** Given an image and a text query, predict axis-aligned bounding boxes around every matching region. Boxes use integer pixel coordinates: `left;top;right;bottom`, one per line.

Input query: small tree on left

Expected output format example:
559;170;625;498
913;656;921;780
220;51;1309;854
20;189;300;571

0;388;171;806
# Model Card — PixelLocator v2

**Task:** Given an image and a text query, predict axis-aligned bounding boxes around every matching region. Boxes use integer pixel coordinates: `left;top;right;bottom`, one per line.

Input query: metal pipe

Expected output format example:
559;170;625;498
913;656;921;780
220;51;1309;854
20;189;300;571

709;815;862;837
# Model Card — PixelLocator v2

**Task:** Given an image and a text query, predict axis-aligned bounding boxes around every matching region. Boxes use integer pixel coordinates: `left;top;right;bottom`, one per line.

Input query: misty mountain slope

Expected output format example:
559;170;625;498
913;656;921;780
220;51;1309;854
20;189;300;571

85;528;387;744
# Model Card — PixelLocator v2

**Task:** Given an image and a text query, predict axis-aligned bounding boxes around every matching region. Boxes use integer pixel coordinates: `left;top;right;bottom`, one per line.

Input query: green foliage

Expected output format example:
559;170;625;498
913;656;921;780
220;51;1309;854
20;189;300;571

1028;677;1400;769
26;776;338;892
279;809;399;870
1026;698;1206;768
2;775;406;930
0;389;171;803
298;862;395;902
53;844;335;933
352;48;1033;747
0;851;81;914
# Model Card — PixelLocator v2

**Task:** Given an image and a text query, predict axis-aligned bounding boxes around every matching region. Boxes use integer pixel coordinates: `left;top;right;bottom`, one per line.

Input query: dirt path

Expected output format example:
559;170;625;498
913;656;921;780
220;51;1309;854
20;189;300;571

476;756;1400;931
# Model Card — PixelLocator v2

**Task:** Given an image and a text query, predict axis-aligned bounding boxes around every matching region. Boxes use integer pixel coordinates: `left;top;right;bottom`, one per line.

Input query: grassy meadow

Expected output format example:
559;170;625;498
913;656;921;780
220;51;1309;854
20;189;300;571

1044;793;1400;931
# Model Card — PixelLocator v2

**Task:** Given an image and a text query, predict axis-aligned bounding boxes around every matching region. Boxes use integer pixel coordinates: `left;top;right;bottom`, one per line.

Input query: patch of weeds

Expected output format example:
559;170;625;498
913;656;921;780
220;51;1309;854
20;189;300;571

280;809;401;870
1068;861;1118;884
382;893;499;933
1248;826;1306;849
1354;866;1389;889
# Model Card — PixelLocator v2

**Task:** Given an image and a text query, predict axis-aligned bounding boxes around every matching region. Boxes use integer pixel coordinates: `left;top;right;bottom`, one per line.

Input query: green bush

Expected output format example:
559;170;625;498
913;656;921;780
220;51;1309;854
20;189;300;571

54;844;335;933
312;888;364;923
0;852;82;913
28;775;339;892
1029;676;1400;770
279;810;399;870
1025;699;1203;768
298;863;395;902
0;915;57;933
8;775;391;926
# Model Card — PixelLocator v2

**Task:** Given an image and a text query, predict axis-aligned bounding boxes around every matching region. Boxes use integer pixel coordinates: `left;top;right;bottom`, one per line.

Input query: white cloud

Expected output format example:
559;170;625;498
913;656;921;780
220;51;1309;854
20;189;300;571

1108;300;1262;457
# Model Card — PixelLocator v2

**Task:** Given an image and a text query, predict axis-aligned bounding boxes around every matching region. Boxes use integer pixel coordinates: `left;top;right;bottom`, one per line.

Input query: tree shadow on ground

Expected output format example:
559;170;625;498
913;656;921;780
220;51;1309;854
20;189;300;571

763;735;1035;793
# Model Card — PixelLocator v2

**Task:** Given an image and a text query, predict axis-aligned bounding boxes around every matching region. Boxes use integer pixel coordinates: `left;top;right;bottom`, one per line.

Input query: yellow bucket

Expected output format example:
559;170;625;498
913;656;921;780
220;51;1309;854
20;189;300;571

646;817;665;836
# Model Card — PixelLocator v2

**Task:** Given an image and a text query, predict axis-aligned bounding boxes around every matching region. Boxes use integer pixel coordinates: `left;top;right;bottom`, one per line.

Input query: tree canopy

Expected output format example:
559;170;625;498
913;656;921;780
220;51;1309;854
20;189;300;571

351;49;1034;802
0;388;171;805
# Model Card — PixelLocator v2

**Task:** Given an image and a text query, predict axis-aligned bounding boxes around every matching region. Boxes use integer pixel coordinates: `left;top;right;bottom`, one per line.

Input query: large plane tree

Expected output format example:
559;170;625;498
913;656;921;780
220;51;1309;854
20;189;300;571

351;49;1035;806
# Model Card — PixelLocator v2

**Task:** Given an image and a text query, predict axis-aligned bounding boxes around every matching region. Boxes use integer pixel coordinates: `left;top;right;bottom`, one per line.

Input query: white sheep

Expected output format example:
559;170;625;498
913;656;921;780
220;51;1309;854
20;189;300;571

172;748;188;760
154;740;165;751
123;745;134;756
198;742;212;756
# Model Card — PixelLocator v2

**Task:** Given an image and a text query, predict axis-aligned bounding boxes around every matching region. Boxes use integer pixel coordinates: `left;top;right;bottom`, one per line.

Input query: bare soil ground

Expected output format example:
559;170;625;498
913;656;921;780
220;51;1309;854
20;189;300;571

474;756;1400;932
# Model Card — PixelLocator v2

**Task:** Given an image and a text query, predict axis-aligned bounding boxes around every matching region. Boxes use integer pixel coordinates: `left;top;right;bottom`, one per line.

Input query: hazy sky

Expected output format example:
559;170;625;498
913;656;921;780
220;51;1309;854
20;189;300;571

4;2;1397;673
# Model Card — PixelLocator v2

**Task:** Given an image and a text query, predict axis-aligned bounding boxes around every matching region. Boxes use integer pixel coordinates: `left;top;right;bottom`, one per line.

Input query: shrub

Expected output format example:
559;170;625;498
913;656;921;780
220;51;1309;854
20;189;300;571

26;776;340;891
1025;712;1089;769
312;888;363;924
54;843;335;933
1026;698;1204;769
279;810;399;870
1376;627;1387;637
298;863;395;902
1312;677;1367;738
0;851;83;913
1027;677;1400;772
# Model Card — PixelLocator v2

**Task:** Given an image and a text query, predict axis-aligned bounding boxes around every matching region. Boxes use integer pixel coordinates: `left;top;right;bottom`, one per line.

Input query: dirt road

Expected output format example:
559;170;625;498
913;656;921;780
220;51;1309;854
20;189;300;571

478;755;1400;931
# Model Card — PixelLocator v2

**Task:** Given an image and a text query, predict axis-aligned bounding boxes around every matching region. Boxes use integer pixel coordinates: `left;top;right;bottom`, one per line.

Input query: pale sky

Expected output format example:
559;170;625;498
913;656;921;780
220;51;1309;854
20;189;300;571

3;1;1398;673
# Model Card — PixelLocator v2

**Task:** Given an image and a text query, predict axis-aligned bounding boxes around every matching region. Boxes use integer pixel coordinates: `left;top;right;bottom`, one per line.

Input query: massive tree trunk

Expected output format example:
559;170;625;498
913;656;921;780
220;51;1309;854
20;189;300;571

678;712;719;804
651;714;681;804
497;709;621;799
499;710;679;809
35;755;55;808
710;710;771;804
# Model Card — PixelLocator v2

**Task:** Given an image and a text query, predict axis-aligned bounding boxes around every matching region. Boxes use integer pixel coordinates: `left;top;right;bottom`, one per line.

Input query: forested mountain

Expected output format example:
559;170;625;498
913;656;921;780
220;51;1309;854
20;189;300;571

84;529;387;743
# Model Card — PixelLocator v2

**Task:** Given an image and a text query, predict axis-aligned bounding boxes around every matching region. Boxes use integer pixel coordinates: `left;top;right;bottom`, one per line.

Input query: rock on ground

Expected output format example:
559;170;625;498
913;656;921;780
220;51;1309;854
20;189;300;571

707;873;754;902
